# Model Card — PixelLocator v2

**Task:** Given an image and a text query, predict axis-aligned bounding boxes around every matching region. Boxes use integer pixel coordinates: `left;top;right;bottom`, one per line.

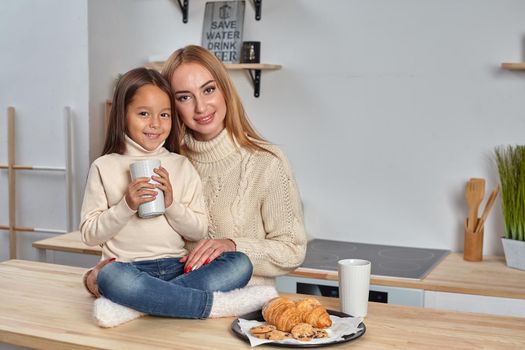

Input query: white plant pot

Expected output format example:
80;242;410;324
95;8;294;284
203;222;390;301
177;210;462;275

501;237;525;271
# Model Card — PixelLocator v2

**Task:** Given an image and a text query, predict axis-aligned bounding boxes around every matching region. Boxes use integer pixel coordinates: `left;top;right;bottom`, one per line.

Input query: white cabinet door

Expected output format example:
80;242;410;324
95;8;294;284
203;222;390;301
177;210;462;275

424;291;525;317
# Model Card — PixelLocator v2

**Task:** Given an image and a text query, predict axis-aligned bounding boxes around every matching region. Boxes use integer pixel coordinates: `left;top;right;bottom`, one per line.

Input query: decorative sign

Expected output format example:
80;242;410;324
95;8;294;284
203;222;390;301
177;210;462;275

202;1;245;64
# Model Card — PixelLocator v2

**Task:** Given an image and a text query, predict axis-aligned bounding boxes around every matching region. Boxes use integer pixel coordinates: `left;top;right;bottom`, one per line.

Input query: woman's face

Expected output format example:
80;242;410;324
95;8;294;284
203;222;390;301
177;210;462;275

126;84;172;151
170;62;227;141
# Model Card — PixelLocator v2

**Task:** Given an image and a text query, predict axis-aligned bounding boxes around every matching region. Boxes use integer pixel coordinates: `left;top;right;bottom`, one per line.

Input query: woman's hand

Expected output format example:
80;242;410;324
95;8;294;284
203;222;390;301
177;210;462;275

125;177;157;210
152;166;173;208
85;258;115;297
180;239;236;273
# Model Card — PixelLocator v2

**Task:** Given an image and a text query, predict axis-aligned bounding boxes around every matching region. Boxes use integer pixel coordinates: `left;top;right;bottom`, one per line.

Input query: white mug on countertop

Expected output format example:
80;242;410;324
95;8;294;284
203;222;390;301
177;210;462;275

129;159;165;218
338;259;371;317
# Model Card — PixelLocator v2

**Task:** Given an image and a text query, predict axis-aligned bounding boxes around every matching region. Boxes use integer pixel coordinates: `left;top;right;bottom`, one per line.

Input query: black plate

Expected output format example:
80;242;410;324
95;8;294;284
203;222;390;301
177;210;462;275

230;309;366;348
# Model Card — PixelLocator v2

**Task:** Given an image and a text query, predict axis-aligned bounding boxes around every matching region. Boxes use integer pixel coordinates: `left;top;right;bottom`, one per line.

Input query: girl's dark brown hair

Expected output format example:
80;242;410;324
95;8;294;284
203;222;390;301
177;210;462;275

101;67;181;155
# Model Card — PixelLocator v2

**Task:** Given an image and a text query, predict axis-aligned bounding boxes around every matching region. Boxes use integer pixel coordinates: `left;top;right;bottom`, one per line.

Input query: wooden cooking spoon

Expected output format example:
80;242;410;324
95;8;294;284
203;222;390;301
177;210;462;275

474;185;500;233
465;178;485;232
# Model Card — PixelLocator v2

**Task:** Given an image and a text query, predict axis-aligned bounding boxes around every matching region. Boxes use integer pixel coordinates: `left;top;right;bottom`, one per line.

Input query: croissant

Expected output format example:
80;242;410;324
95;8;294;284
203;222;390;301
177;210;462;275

296;298;332;329
262;296;332;332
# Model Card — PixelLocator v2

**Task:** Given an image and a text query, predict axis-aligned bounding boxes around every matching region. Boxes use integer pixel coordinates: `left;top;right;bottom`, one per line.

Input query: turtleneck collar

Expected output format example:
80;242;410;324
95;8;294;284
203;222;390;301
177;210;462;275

124;134;168;157
184;128;239;164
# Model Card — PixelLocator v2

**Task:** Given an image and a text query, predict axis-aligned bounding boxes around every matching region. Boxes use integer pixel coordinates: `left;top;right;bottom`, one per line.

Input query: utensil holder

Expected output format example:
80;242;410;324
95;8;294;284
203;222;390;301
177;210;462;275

464;218;483;261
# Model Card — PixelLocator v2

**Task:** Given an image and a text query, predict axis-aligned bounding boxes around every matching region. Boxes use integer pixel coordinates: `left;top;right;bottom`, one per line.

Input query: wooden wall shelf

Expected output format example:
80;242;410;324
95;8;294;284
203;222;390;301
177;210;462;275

227;63;281;97
145;62;282;97
226;63;281;70
501;62;525;70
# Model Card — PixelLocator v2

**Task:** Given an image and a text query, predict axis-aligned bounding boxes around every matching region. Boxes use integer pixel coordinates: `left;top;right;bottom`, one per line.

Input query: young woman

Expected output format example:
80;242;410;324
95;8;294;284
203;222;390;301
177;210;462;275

81;67;276;327
161;45;307;286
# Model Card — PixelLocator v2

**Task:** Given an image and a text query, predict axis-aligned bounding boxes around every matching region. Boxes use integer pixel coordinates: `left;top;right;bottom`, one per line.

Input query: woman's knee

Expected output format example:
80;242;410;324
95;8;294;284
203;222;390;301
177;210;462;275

237;252;254;276
223;251;253;274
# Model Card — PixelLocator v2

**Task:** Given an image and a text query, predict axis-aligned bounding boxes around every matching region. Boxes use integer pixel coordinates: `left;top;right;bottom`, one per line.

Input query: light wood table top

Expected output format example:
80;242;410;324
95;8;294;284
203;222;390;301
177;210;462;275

33;233;525;299
1;259;525;350
32;231;101;256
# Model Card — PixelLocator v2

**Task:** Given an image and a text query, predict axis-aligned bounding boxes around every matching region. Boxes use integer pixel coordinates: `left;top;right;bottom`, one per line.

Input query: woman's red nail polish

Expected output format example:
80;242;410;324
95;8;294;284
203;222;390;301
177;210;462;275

185;266;191;273
109;258;116;262
204;259;210;264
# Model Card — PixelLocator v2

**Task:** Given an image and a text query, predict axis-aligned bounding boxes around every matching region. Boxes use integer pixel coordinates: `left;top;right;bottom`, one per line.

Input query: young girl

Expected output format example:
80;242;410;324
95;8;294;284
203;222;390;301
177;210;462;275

80;67;277;327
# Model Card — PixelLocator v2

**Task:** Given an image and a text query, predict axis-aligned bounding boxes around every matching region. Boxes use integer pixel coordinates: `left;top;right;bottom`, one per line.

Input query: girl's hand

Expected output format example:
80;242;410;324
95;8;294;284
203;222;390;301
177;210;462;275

125;177;157;210
179;238;236;273
152;166;173;208
85;258;116;298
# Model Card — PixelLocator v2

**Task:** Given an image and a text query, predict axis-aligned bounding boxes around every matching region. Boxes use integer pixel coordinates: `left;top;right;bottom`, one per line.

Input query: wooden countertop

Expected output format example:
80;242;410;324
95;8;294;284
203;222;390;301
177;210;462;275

0;259;524;349
33;233;525;299
1;259;524;349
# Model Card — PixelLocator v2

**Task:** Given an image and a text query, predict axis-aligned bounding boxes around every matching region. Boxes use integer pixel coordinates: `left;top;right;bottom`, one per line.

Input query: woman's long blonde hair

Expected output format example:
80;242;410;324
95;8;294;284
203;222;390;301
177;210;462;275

161;45;270;154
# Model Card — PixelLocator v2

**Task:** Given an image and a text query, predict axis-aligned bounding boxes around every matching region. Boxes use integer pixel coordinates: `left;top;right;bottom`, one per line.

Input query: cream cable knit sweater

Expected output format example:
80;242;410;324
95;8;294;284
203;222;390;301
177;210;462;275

80;135;208;262
184;129;307;286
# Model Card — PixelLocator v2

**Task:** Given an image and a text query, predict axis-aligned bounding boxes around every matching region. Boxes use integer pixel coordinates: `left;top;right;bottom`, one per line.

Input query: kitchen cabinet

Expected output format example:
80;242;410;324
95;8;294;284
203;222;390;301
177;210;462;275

283;253;525;317
424;291;525;318
278;274;525;317
276;275;424;307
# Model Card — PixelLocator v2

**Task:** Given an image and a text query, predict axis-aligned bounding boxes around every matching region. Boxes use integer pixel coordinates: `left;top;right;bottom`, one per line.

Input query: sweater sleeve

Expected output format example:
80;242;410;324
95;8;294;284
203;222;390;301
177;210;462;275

164;158;208;241
80;163;136;246
233;152;307;277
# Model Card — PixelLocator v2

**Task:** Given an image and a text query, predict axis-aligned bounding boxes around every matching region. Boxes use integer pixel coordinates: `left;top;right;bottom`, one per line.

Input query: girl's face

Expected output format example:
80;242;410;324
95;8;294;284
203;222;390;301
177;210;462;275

126;84;172;151
170;63;227;141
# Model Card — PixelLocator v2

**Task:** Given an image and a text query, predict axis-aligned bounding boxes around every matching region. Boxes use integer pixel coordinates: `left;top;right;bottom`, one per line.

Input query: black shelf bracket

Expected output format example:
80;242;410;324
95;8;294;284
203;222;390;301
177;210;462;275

247;69;262;97
176;0;189;23
251;0;262;20
176;0;260;23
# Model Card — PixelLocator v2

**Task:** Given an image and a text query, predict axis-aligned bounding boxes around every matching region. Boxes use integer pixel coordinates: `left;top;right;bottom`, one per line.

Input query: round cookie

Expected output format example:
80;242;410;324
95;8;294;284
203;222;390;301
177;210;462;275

250;324;276;335
313;328;329;338
265;330;293;340
291;322;315;342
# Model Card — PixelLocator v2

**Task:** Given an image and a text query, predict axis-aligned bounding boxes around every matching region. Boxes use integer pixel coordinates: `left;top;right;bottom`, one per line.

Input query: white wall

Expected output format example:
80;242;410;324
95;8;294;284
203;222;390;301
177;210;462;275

0;0;89;262
87;0;525;256
2;0;525;263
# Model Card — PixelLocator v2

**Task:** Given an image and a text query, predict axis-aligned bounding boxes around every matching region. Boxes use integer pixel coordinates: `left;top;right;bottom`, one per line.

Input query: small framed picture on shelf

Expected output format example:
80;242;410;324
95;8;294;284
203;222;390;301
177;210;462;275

240;41;260;64
201;1;245;64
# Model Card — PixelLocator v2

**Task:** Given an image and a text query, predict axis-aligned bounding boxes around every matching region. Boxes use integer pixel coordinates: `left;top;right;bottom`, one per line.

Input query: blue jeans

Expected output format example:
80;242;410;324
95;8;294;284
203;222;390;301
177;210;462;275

97;252;252;319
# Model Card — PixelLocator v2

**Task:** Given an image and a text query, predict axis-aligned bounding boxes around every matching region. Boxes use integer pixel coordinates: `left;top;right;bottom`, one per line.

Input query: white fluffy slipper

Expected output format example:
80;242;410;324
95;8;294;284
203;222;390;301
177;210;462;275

209;285;279;318
93;297;145;328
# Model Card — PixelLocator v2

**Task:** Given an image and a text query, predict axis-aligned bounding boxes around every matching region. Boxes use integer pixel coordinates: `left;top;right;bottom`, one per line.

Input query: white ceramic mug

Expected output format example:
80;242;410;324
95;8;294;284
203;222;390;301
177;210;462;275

338;259;371;317
129;159;165;218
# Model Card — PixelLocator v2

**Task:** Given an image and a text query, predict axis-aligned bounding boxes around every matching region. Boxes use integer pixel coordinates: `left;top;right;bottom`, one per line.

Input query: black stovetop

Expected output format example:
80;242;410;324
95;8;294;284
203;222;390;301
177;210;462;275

301;239;449;280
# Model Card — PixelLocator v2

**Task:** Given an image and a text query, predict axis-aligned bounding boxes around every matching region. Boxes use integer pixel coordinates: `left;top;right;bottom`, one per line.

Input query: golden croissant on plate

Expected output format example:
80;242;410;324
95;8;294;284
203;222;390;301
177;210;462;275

262;296;332;332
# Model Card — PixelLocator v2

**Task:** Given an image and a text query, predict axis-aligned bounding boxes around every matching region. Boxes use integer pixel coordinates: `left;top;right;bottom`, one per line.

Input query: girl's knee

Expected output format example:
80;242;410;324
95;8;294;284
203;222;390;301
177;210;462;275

97;262;137;295
97;261;120;284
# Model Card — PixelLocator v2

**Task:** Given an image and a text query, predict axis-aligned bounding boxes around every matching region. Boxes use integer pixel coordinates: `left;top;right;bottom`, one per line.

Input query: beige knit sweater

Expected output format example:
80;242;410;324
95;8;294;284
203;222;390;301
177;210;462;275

184;129;307;286
80;136;208;262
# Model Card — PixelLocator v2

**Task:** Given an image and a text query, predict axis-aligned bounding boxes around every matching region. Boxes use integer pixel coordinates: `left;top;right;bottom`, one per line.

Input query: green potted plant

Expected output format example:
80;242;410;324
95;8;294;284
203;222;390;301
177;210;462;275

495;145;525;271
